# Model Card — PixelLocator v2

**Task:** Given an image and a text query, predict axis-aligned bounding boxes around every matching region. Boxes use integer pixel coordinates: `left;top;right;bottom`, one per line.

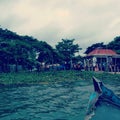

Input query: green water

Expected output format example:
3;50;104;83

0;81;92;120
0;79;120;120
91;103;120;120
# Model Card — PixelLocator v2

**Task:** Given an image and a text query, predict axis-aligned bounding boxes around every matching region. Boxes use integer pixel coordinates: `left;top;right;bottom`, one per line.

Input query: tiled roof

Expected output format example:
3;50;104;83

87;49;117;56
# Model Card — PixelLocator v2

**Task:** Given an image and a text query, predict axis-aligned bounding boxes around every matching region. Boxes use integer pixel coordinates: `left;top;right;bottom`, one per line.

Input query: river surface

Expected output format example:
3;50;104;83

0;78;120;120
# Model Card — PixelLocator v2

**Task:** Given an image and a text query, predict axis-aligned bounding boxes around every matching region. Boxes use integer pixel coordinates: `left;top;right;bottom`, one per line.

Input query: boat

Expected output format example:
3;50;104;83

85;77;120;120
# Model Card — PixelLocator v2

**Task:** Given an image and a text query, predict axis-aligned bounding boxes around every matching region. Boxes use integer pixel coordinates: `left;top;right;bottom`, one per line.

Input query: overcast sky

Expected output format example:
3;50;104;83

0;0;120;55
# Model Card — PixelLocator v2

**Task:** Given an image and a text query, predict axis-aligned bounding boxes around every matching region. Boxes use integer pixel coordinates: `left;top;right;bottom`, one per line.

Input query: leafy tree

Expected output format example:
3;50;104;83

37;42;58;65
55;39;81;69
84;42;106;54
107;36;120;54
0;28;46;72
0;27;85;72
0;38;35;72
0;28;20;40
72;55;84;64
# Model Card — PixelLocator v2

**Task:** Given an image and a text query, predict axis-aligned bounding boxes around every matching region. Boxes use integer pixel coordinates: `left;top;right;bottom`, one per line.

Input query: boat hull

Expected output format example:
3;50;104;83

85;77;120;120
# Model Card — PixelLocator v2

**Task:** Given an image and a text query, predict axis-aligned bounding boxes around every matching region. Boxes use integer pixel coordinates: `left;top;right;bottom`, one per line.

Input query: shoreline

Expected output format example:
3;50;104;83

0;71;120;85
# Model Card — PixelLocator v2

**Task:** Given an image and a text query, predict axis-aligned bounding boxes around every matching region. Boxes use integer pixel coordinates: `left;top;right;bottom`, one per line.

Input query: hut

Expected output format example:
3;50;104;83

84;48;120;72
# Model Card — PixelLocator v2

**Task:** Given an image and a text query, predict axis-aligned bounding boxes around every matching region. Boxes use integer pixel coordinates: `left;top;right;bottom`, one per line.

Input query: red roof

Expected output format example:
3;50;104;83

87;49;117;56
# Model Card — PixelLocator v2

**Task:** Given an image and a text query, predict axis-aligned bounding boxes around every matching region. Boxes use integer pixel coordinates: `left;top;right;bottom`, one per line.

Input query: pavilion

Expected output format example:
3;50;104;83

84;48;120;72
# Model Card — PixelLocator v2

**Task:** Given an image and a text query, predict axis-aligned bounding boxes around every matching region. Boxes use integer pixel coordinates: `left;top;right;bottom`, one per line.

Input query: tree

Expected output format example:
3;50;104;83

84;42;106;54
0;28;42;72
0;27;62;72
107;36;120;54
55;39;81;69
36;41;60;71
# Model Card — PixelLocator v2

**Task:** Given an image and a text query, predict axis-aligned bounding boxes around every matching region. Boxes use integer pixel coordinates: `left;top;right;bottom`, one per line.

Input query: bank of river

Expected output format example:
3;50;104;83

0;71;120;85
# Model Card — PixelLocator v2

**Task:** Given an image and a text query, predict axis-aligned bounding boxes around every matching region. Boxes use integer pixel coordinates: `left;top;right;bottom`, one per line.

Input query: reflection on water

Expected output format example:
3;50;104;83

0;79;120;120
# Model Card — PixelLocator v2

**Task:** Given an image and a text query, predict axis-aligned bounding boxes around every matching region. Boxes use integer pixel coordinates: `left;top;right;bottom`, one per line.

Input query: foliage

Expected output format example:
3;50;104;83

0;28;20;40
0;28;54;72
72;55;84;64
85;36;120;55
84;42;106;54
107;36;120;54
1;26;120;73
37;41;58;64
56;39;81;63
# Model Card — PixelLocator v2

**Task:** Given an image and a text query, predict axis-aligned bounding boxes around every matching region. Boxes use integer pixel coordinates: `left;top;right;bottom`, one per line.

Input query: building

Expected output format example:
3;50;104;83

84;48;120;72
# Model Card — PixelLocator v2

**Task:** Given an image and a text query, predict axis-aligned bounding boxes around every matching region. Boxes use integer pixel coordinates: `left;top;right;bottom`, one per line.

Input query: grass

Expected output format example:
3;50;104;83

0;70;120;85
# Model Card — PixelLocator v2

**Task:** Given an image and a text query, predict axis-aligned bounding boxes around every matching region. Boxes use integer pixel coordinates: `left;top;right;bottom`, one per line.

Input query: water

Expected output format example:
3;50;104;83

91;102;120;120
0;79;120;120
0;81;92;120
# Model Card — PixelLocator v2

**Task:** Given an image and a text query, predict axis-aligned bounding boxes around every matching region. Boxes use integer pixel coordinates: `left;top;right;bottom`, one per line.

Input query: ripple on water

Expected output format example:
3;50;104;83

1;79;119;120
0;81;90;120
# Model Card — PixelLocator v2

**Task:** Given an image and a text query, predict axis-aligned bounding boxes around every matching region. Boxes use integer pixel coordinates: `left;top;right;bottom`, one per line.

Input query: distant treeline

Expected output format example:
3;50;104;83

0;27;120;72
0;28;82;72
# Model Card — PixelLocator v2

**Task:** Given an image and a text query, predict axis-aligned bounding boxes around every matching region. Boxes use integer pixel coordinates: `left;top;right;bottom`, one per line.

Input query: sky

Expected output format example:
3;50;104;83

0;0;120;55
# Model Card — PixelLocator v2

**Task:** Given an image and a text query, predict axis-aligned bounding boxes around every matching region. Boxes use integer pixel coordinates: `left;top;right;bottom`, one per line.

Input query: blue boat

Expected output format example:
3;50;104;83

85;77;120;120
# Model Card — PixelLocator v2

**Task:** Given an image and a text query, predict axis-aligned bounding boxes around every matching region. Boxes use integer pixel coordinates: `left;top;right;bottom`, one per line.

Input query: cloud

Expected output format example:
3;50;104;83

0;0;120;54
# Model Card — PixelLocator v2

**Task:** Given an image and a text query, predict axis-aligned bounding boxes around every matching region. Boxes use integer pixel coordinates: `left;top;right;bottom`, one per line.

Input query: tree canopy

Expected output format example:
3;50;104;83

84;42;106;54
56;39;81;63
0;28;54;72
107;36;120;54
0;27;120;72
